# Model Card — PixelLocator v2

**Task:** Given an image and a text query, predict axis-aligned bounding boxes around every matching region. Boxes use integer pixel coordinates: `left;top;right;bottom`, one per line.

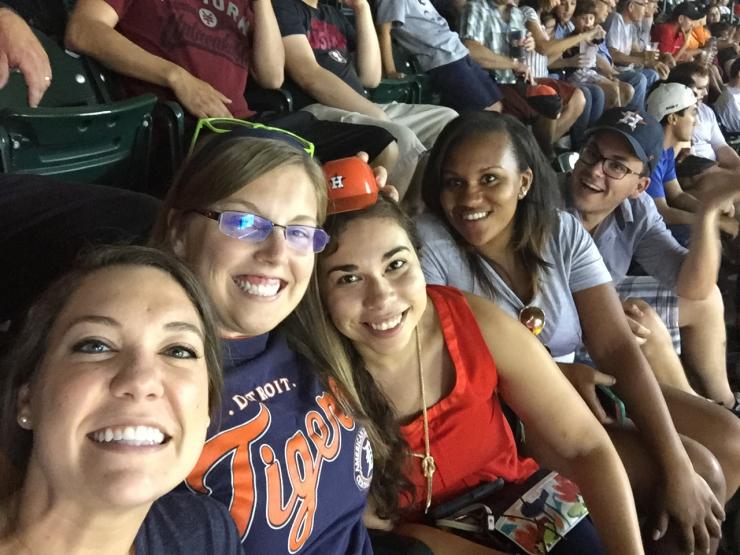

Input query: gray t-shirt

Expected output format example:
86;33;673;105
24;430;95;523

417;210;612;358
375;0;468;72
692;102;727;161
580;193;687;288
715;86;740;133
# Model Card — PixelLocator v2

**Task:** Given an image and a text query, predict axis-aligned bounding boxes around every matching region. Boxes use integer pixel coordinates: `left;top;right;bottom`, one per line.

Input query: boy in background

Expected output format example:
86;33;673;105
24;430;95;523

562;0;626;108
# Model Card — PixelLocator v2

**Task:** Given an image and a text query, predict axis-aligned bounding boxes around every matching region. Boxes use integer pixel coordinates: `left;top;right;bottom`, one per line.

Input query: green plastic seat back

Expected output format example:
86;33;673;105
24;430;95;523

0;30;103;108
367;78;421;104
389;39;440;105
0;95;157;189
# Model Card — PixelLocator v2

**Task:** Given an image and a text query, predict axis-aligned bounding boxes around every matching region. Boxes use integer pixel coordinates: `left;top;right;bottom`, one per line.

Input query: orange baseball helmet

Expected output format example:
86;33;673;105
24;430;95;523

323;157;379;215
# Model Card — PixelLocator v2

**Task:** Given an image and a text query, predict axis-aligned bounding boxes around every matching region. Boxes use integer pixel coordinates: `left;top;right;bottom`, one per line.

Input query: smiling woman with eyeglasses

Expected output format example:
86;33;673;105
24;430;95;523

148;134;381;554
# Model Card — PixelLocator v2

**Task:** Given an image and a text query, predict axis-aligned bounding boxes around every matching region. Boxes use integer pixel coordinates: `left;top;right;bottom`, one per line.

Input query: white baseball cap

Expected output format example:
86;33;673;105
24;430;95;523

646;82;696;121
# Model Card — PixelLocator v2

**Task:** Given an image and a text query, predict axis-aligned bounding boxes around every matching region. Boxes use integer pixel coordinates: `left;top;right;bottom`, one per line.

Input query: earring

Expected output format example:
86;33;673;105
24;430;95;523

518;190;528;200
17;415;30;429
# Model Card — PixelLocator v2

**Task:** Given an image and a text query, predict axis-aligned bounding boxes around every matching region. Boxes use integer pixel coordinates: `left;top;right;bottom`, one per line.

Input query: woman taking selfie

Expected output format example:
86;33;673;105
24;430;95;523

0;245;241;554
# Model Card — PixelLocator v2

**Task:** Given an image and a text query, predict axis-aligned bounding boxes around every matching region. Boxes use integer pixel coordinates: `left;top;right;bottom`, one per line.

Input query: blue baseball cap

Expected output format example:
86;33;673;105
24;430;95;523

585;108;664;174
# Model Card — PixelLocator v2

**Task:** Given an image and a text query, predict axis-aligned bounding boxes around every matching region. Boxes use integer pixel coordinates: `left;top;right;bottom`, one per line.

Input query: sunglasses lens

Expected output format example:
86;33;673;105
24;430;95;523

519;306;546;336
191;118;315;158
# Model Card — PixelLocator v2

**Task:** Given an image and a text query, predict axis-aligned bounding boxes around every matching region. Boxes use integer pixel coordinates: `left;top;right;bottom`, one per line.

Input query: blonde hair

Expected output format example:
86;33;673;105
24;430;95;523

150;136;327;245
149;136;395;513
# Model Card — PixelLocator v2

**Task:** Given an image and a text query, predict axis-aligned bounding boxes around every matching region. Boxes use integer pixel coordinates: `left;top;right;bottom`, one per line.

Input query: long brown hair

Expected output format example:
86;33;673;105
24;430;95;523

318;196;423;520
422;111;562;299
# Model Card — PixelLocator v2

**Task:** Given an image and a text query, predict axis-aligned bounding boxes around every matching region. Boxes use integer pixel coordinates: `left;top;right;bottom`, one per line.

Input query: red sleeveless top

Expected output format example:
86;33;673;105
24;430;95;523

400;285;539;513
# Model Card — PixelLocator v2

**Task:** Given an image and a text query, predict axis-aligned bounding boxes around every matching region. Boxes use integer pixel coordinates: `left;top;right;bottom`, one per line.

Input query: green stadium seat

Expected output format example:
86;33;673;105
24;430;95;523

0;94;158;189
0;26;188;193
367;77;421;104
246;82;294;113
389;39;440;105
0;30;103;108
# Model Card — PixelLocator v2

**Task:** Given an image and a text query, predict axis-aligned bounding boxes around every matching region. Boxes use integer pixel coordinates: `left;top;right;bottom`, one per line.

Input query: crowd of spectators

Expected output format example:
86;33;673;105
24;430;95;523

1;0;740;553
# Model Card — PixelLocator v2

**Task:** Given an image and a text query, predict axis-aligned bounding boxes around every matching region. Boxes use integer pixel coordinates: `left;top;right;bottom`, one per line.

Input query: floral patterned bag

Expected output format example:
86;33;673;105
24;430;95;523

434;470;589;555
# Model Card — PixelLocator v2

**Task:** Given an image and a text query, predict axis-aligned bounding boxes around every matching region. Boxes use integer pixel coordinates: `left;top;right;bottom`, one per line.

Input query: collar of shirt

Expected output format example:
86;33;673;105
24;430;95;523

224;332;271;365
592;197;634;243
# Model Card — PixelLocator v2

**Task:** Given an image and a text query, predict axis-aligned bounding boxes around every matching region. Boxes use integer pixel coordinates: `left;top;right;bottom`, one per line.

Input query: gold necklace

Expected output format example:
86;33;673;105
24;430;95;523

411;326;436;513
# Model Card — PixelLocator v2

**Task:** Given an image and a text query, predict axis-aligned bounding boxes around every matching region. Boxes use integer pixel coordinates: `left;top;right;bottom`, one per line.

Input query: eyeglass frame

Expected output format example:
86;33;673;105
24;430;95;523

191;208;330;254
577;145;643;180
188;117;316;158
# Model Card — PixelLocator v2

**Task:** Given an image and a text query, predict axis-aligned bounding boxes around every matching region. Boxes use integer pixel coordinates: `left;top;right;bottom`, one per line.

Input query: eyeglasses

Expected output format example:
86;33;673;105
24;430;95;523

518;305;546;336
578;147;640;180
189;117;315;157
193;209;330;254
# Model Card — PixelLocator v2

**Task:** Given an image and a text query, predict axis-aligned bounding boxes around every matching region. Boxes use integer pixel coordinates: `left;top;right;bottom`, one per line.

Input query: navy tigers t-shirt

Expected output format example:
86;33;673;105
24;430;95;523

273;0;366;109
184;332;373;554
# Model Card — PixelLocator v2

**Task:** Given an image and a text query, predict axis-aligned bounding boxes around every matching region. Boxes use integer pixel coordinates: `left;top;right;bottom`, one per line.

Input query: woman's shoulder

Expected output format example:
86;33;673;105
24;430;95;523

416;212;453;239
425;287;511;343
137;492;243;554
458;290;519;331
552;210;591;244
554;208;579;228
416;213;466;261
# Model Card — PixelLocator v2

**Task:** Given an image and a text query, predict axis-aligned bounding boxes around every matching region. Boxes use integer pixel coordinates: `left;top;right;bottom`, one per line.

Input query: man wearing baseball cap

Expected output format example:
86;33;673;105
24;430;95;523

646;83;739;410
568;107;740;415
651;1;703;57
643;81;737;234
643;82;701;230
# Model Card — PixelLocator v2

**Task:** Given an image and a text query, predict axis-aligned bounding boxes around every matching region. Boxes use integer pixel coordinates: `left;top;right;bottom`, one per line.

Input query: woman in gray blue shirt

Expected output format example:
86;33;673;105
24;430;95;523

418;110;738;555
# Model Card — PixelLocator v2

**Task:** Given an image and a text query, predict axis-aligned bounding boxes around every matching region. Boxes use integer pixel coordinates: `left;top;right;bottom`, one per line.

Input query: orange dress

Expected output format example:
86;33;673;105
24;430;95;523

400;285;539;514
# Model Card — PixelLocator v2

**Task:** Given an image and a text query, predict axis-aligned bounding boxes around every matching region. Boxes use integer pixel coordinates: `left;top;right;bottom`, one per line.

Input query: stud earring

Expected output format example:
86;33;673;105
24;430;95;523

17;415;30;429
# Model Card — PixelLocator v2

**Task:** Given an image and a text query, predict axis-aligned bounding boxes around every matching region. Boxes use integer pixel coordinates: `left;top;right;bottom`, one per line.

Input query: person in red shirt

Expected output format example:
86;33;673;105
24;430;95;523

651;1;703;59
